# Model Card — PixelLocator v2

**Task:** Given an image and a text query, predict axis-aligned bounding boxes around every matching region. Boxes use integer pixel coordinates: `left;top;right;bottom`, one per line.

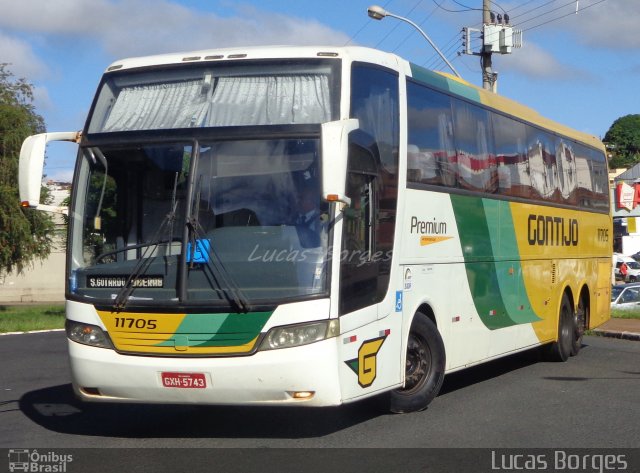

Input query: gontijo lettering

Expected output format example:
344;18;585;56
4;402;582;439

527;214;578;246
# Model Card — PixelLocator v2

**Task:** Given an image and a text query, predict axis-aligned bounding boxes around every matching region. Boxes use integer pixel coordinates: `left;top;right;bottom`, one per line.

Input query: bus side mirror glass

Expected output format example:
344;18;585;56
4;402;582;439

321;119;359;207
19;131;80;210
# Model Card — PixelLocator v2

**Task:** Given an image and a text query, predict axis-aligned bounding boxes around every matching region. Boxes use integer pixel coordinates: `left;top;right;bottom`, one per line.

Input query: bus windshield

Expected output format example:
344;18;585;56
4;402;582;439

68;138;330;308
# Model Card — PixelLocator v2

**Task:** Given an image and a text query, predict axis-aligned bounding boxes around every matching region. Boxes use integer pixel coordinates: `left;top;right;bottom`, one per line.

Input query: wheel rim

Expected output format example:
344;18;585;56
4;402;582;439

401;332;432;394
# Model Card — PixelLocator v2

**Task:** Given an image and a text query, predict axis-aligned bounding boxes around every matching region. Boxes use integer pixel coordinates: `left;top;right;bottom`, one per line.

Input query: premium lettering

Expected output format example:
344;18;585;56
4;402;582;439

410;216;447;235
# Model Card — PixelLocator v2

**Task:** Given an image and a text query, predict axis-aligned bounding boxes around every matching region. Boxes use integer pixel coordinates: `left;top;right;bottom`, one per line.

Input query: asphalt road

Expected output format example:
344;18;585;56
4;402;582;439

1;331;639;451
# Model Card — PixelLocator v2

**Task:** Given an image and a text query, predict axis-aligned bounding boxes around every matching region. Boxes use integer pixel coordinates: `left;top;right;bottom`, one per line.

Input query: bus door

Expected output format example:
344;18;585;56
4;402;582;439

337;134;402;402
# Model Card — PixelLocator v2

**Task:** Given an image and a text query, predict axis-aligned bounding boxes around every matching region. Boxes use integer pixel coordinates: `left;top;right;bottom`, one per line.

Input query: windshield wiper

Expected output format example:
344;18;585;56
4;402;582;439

95;238;180;264
186;214;252;313
113;173;181;311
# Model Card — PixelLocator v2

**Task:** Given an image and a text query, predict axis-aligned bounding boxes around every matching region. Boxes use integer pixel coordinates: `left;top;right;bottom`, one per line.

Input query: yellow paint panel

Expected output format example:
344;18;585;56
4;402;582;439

420;236;453;246
113;336;259;355
96;310;260;355
98;310;185;335
508;203;611;341
509;204;611;258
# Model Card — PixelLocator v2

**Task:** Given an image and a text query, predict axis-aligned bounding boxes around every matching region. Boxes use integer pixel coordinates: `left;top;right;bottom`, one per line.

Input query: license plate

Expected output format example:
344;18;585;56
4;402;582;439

161;372;207;389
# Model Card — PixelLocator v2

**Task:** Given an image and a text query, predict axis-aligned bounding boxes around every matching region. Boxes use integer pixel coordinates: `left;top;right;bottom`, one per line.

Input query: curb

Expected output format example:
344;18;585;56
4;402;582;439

0;328;65;337
592;329;640;342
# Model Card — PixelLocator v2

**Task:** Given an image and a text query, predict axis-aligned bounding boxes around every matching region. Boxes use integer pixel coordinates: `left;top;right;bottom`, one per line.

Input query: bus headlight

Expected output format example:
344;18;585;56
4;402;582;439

259;319;339;351
66;320;113;349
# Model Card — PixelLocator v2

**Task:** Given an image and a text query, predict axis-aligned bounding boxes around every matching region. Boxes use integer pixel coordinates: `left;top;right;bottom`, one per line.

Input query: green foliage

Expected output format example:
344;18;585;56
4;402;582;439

0;304;65;333
604;114;640;169
610;308;640;320
0;63;53;275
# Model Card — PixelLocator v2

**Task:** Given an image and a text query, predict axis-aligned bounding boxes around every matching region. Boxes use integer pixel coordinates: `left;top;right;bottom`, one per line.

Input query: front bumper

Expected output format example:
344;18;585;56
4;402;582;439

69;337;342;406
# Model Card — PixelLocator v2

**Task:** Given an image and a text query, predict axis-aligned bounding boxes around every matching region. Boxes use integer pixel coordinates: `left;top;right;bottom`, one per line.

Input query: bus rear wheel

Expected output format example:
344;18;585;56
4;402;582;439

390;313;445;413
544;293;573;362
571;295;587;356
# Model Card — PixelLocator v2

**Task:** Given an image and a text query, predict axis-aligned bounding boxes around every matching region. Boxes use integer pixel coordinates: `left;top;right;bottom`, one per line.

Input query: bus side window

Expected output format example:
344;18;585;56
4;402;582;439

339;140;381;315
343;172;374;256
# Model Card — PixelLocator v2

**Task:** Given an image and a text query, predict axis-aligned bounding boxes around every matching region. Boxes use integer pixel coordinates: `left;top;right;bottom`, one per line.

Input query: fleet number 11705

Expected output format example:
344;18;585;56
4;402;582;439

114;317;157;329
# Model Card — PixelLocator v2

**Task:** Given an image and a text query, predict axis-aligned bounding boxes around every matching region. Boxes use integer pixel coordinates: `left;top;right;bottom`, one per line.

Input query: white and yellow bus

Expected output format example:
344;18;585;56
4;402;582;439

19;46;611;412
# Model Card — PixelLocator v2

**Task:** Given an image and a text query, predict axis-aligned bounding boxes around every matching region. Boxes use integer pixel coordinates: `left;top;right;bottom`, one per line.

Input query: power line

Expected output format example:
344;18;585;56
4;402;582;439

375;0;429;49
516;0;588;27
489;0;508;14
521;0;607;32
430;0;473;13
391;1;439;53
505;0;539;14
344;0;395;45
450;0;483;12
509;0;562;22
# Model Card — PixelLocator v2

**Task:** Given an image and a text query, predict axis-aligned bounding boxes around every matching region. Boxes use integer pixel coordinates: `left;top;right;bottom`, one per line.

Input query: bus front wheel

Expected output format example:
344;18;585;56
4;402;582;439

390;313;445;413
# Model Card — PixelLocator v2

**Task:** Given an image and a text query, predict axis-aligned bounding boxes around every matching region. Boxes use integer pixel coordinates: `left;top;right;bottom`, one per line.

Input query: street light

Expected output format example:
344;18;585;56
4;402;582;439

367;5;462;79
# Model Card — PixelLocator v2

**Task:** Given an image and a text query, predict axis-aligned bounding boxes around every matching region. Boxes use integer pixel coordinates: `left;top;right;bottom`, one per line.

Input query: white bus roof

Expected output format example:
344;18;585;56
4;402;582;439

104;45;603;151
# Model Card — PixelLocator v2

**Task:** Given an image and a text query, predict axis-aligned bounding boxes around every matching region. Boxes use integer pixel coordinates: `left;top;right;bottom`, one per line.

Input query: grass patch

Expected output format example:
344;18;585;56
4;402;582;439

0;305;65;333
611;308;640;320
0;304;636;335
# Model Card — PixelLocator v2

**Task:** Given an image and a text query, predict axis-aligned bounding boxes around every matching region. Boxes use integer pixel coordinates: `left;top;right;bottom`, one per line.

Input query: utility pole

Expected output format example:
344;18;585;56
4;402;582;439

481;0;494;91
461;1;522;93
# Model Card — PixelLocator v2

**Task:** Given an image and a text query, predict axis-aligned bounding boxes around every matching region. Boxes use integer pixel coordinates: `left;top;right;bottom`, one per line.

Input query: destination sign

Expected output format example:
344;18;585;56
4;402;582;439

87;275;164;288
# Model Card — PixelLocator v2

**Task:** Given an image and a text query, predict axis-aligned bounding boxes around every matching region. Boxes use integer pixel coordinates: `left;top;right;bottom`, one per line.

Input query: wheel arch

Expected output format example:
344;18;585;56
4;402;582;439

415;303;437;328
559;284;575;316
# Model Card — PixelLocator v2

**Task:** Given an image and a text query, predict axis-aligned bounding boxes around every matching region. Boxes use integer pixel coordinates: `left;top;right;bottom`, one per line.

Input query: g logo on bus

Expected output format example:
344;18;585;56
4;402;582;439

345;335;387;388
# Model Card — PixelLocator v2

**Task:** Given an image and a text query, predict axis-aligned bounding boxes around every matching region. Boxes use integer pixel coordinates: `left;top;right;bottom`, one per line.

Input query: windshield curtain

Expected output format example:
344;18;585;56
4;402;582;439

88;61;337;133
68;138;330;308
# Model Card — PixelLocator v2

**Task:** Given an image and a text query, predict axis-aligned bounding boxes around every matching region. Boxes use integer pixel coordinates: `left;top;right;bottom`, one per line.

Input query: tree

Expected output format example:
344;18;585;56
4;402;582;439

0;63;54;275
604;114;640;169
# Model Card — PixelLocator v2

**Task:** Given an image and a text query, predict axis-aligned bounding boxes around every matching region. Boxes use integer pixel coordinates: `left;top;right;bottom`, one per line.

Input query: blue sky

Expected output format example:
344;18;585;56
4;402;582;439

1;0;638;181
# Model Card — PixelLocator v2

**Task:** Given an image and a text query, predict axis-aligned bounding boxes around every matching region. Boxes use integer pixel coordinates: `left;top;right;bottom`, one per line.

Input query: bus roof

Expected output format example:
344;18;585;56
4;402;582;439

104;45;603;151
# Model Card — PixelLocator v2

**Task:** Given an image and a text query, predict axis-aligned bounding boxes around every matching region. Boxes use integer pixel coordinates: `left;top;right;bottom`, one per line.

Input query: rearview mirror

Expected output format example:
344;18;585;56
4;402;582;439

19;131;80;212
321;119;359;206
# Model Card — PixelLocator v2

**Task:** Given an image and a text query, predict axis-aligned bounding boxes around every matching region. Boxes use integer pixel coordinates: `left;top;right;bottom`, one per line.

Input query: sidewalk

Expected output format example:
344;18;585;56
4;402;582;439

593;318;640;342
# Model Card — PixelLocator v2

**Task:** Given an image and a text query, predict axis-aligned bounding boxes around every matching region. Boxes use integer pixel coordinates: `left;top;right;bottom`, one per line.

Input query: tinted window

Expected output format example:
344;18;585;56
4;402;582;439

407;81;456;187
452;99;496;193
492;112;530;199
341;64;399;315
405;79;609;213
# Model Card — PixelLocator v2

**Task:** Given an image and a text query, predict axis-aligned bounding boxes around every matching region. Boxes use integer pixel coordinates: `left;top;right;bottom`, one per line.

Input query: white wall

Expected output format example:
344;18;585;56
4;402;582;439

0;183;68;303
0;247;65;303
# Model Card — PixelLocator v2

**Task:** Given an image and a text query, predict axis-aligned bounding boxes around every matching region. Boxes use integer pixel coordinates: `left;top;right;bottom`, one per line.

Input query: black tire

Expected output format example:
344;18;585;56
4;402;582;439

544;293;573;362
390;313;445;413
571;295;587;356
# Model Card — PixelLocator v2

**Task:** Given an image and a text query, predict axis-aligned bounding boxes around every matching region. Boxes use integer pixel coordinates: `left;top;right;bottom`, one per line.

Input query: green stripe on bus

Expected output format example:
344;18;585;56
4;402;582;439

451;195;539;329
409;63;481;103
483;199;541;325
154;311;272;347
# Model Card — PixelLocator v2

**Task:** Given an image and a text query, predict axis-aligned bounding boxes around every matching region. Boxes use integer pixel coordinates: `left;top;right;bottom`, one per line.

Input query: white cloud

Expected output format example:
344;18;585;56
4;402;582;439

0;32;49;79
493;42;586;80
0;0;111;35
0;0;351;59
567;0;640;49
498;0;640;50
32;86;54;113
